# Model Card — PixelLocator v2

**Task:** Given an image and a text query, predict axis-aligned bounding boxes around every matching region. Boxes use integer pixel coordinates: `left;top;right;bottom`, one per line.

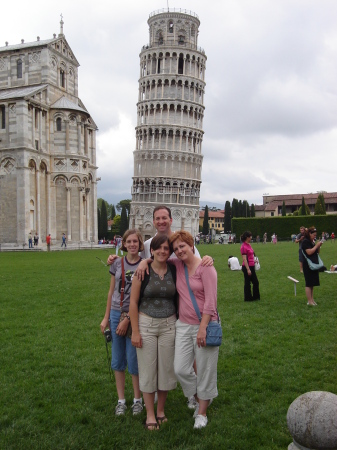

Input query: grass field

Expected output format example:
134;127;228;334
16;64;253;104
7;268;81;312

1;242;336;450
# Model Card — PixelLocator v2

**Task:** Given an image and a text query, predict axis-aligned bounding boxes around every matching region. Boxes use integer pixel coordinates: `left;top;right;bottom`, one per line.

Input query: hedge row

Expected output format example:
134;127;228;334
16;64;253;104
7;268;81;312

232;215;337;240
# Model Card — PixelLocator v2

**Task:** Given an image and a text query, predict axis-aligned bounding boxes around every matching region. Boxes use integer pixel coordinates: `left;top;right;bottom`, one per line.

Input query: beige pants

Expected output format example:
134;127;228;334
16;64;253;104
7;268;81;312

136;314;177;393
174;319;219;400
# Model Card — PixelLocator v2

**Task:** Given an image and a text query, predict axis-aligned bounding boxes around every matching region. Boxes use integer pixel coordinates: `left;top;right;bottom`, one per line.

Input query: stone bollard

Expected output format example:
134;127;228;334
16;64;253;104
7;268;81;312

287;391;337;450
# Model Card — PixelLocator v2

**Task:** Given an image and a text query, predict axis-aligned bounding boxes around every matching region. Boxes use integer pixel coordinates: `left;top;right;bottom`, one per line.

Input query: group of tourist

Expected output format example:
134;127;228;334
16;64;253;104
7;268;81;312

100;204;330;430
100;206;219;430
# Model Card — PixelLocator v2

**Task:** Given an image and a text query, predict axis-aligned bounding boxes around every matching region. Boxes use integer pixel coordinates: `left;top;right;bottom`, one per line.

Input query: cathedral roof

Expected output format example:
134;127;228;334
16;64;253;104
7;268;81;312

0;38;56;52
0;84;48;100
50;96;89;116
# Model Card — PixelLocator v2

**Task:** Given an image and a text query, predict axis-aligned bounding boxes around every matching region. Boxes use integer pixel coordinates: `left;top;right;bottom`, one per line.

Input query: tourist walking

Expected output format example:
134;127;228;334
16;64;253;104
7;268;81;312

28;232;33;249
61;233;67;248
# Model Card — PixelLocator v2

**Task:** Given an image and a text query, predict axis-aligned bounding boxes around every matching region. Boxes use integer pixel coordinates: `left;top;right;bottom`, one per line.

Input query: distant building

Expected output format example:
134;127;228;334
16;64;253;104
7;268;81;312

199;210;224;232
254;193;337;217
0;18;98;245
129;8;206;240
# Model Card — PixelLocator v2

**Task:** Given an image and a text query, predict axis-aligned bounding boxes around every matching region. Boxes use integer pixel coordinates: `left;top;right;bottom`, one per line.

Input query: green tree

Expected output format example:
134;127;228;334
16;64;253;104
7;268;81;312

299;197;308;216
111;215;121;235
100;201;108;238
110;204;116;220
232;198;239;218
238;200;243;217
97;207;101;239
120;205;128;236
282;201;286;216
314;197;325;215
250;204;255;217
224;201;231;232
243;200;250;217
317;193;326;214
116;199;131;216
202;205;209;235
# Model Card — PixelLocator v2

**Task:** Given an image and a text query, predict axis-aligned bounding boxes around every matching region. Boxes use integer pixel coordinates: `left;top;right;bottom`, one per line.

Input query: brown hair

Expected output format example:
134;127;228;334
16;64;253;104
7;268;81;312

304;226;317;240
121;228;144;252
150;234;170;252
153;205;172;219
169;230;194;253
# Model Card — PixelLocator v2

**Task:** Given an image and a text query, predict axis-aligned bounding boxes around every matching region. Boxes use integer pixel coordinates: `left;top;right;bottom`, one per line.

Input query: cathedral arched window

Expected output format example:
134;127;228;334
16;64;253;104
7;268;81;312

0;105;5;129
60;69;65;88
17;59;23;78
56;117;62;132
168;21;174;33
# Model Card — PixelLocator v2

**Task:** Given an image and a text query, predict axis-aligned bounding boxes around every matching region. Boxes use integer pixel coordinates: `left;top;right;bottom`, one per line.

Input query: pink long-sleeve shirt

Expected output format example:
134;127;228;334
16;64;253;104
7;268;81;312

169;259;218;325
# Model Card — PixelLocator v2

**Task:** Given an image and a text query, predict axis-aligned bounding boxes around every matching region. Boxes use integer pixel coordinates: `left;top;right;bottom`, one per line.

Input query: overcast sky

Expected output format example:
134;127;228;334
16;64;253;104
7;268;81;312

2;0;337;208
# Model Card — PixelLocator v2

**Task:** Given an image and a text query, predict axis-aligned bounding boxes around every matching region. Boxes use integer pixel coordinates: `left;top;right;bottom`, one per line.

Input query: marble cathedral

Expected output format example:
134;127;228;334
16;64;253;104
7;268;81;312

129;8;206;239
0;19;98;246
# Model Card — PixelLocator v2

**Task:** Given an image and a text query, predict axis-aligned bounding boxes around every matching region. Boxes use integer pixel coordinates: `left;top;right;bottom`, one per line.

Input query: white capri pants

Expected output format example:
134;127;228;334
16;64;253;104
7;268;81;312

174;319;219;401
136;314;177;393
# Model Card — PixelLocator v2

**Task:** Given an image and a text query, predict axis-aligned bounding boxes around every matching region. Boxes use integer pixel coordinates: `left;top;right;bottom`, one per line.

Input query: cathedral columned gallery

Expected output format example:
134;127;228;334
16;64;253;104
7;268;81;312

0;19;98;245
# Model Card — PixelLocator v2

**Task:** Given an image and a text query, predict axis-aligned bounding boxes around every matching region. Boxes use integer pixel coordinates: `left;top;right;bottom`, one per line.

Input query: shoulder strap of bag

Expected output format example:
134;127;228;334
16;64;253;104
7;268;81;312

120;257;125;310
184;265;202;322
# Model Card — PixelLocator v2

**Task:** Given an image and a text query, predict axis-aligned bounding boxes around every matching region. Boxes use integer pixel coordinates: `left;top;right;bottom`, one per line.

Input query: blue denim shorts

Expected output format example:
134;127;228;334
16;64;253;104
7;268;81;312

109;309;138;375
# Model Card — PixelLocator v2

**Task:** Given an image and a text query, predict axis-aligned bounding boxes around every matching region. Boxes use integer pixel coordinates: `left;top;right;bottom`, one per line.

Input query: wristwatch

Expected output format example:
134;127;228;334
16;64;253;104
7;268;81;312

126;315;130;320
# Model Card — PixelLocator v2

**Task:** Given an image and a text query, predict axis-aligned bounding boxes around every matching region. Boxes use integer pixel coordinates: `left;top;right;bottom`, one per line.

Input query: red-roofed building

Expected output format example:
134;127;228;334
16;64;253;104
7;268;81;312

199;210;224;231
254;193;337;217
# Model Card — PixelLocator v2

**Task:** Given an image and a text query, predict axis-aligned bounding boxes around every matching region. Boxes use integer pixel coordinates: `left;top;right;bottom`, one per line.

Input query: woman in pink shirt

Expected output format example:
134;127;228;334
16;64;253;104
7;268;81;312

240;231;260;301
169;231;219;430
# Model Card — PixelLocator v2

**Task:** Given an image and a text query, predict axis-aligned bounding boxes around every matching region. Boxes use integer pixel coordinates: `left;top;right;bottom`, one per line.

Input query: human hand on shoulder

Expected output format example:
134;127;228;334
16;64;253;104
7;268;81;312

107;254;119;265
135;258;151;280
201;255;214;266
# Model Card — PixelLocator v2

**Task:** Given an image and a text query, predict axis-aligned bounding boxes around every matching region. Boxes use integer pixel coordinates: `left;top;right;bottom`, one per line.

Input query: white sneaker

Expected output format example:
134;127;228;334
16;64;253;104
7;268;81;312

194;414;208;429
115;402;127;416
187;396;198;409
131;401;143;415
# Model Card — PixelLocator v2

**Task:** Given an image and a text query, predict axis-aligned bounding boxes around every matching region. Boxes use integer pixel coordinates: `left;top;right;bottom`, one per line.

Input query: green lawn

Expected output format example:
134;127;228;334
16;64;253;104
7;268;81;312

0;242;336;450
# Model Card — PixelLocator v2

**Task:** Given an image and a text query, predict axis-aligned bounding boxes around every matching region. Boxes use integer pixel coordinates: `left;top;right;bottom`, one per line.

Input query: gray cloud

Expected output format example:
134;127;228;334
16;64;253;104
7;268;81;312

3;0;337;207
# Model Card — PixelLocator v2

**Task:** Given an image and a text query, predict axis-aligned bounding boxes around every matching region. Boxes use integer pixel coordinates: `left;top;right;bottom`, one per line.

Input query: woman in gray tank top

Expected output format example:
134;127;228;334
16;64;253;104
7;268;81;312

129;234;178;430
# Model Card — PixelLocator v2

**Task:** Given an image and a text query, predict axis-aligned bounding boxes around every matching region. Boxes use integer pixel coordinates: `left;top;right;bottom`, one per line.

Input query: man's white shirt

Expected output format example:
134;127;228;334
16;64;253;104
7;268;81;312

140;235;201;259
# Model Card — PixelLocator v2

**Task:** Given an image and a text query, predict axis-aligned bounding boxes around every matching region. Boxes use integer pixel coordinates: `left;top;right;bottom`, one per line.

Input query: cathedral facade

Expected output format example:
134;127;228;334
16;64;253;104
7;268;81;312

0;20;98;246
129;8;206;239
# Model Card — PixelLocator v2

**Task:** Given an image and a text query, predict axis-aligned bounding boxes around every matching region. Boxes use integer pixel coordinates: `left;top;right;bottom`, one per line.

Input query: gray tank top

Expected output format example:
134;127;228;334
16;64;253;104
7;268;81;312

139;266;176;318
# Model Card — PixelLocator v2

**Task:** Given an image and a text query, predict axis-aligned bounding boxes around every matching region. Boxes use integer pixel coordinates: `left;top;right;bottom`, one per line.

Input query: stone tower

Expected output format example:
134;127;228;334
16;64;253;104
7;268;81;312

0;19;98;246
129;8;206;240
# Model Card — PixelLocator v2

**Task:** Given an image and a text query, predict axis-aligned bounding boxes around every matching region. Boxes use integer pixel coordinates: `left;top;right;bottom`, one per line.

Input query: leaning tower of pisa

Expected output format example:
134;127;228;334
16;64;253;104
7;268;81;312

129;8;206;240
